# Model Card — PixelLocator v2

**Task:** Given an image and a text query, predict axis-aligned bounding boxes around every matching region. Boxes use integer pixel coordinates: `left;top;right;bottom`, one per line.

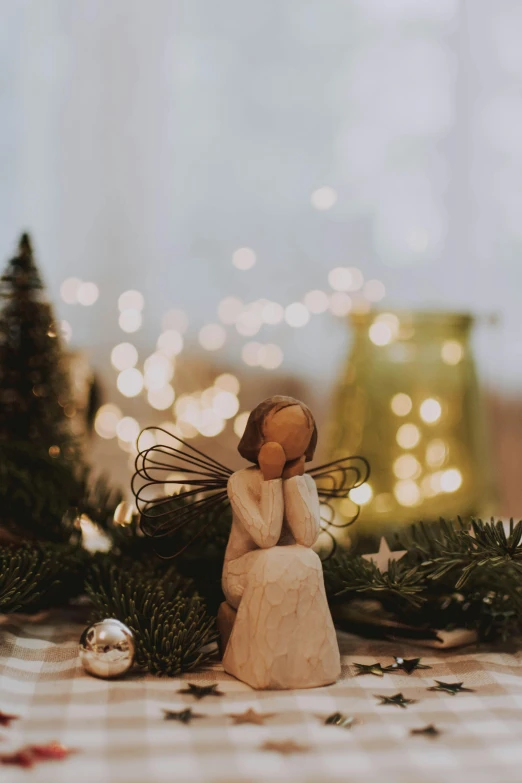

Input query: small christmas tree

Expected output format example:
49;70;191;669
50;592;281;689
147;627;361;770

0;233;82;540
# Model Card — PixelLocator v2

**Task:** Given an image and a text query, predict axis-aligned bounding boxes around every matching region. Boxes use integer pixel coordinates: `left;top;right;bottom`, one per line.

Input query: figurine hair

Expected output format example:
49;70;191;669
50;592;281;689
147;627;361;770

237;396;318;464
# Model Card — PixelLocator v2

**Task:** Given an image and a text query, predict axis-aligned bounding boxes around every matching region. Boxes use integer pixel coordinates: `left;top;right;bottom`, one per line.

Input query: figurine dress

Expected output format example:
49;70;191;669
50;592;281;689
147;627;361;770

221;466;341;689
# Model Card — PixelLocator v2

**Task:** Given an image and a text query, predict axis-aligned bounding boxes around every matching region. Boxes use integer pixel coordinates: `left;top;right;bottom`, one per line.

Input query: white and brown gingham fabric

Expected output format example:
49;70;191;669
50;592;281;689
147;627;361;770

1;610;522;783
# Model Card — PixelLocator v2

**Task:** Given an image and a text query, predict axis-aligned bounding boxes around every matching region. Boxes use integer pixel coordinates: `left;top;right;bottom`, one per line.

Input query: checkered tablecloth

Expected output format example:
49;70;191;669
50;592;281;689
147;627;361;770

1;611;522;783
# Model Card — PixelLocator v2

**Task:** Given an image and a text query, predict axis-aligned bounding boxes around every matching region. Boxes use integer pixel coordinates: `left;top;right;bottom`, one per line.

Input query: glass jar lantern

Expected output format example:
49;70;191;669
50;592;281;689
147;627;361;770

327;310;494;549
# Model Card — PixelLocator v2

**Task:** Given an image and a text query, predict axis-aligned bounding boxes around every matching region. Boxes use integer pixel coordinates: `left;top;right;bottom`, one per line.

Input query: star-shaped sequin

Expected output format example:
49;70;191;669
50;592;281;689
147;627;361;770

261;739;308;755
324;712;357;729
163;708;203;724
386;657;432;675
375;692;416;709
0;711;19;727
228;709;275;725
411;724;440;737
427;680;474;695
354;662;385;677
178;683;224;700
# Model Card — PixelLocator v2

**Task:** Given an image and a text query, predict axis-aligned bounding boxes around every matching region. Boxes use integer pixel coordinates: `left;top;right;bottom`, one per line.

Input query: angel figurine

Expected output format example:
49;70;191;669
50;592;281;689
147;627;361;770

133;395;369;691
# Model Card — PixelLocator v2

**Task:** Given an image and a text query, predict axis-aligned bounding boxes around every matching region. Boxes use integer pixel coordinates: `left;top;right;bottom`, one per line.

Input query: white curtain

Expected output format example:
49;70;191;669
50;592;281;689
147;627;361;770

1;0;521;389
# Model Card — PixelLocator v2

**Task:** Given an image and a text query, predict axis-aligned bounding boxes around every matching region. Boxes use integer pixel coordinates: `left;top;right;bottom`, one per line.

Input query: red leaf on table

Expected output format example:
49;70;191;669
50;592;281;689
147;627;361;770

0;711;19;728
1;741;76;767
0;750;35;768
30;741;75;761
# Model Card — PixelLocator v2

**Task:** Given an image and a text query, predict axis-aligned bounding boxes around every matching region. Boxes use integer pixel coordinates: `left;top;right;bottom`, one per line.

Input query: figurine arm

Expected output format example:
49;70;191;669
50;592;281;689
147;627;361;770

283;474;321;547
228;473;284;549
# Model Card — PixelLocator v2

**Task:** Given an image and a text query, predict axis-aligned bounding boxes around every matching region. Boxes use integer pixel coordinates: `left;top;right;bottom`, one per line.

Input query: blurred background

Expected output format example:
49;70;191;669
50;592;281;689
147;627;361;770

1;0;521;533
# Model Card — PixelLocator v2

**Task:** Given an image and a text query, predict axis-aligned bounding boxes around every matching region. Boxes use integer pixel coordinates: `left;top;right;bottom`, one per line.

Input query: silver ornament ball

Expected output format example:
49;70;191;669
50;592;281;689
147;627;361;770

79;619;136;679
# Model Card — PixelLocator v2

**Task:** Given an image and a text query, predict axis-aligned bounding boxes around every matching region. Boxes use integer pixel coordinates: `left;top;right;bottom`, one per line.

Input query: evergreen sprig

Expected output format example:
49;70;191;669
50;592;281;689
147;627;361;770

0;542;85;614
3;515;522;659
324;553;427;608
86;557;217;676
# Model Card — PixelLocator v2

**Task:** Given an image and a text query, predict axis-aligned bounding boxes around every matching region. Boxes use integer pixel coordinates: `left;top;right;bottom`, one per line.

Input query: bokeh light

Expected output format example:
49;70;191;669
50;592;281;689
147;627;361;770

329;292;352;316
304;290;329;314
232;247;256;270
349;483;373;505
119;309;142;333
394;479;421;506
440;468;463;493
391;393;413;416
242;342;263;366
77;282;99;306
197;409;225;437
218;296;243;324
420;397;442;424
144;352;174;390
234;411;250;438
111;342;138;371
328;267;353;291
94;404;122;439
396;423;421;449
426;439;448;468
213;390;239;419
261;301;285;325
60;277;82;304
441;340;464;365
199;323;226;350
157;330;183;357
236;305;262;336
215;373;240;395
284;302;310;327
260;344;283;370
116;416;140;444
393;454;421;480
60;321;72;342
311;186;337;211
147;385;175;410
369;321;392;346
118;290;144;311
139;430;156;451
117;368;144;397
162;309;188;333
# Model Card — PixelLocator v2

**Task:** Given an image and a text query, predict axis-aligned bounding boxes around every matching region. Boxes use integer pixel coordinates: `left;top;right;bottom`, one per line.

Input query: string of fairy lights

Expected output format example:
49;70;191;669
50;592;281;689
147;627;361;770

55;187;467;513
58;233;388;462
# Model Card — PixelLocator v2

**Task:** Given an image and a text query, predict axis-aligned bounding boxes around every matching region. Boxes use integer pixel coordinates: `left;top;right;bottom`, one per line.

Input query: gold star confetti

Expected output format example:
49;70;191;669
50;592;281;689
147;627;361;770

324;712;357;729
177;683;224;700
163;708;203;724
228;708;275;725
354;662;385;677
428;681;474;695
386;657;431;675
261;740;308;755
411;725;440;737
375;692;416;709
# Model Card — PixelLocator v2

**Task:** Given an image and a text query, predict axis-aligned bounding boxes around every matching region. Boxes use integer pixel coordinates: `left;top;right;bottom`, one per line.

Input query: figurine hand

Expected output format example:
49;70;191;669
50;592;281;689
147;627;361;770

282;455;306;479
258;442;286;481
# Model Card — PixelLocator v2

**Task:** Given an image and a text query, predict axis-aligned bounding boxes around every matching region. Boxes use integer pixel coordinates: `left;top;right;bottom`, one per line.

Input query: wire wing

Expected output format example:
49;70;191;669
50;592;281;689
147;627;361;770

132;427;232;555
307;455;370;560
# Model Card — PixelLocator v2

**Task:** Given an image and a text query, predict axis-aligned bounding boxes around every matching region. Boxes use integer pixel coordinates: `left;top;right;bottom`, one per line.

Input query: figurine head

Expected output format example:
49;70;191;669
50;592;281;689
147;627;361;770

238;395;317;464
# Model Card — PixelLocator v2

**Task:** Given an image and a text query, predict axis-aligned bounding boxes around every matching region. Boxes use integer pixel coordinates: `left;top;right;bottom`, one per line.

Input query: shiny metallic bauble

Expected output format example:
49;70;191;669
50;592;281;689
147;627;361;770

79;619;135;679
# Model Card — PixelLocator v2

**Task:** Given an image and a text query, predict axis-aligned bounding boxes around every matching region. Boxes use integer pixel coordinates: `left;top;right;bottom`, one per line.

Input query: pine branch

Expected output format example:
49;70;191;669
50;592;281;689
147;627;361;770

85;557;217;676
0;543;85;613
324;552;427;608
